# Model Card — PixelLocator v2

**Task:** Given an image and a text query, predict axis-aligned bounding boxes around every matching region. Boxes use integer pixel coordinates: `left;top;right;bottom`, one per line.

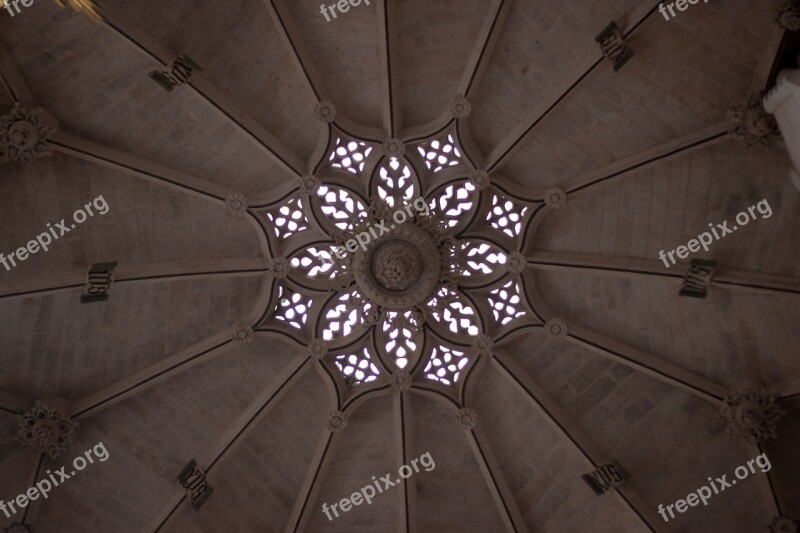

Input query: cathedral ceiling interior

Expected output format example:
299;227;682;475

0;0;798;532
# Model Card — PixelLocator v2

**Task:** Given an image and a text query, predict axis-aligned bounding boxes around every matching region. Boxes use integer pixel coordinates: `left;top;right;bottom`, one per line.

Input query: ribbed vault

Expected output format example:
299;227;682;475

0;1;798;532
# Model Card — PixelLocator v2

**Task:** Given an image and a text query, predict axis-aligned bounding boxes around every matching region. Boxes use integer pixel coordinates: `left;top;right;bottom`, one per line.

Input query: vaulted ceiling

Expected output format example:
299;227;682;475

0;1;798;532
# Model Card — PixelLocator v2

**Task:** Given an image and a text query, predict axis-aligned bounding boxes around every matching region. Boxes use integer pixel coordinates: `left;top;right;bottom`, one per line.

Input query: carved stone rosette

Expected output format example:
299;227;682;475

299;174;320;195
17;403;76;459
457;407;478;430
383;138;405;158
468;169;490;191
507;252;526;275
449;94;472;119
391;371;412;392
544;188;567;209
232;323;254;344
315;101;336;123
326;410;348;433
0;104;55;163
544;318;568;338
770;517;799;533
308;339;328;361
268;257;290;279
728;95;781;147
776;2;800;31
225;192;248;218
472;334;493;358
719;382;785;443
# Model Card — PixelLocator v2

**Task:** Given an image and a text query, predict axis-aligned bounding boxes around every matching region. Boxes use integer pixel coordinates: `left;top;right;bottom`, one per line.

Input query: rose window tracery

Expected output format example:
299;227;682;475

261;125;532;391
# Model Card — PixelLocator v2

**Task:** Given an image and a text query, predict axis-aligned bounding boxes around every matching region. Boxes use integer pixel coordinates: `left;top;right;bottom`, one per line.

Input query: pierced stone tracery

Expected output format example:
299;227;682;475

424;345;469;385
264;129;527;389
334;347;381;387
263;196;309;239
328;136;373;174
274;286;314;330
417;134;463;173
486;191;528;238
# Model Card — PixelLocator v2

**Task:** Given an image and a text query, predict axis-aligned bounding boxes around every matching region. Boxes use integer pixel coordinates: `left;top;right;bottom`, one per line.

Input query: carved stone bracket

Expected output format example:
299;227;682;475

679;259;716;299
582;461;630;495
149;55;201;92
81;261;117;304
177;459;214;509
595;21;634;71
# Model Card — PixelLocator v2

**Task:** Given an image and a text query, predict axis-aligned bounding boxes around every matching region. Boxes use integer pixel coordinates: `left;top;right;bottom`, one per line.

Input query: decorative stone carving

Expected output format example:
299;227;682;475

149;55;201;92
729;94;780;147
308;339;328;361
268;257;290;279
468;169;490;191
770;517;799;533
679;259;716;298
720;382;785;443
457;407;478;430
326;410;347;433
506;251;526;274
383;138;405;158
0;104;55;163
472;334;493;358
595;21;634;71
544;318;568;338
391;371;412;392
80;261;117;304
776;1;800;31
177;459;214;509
17;403;76;459
449;94;472;119
351;224;441;310
582;461;629;495
544;188;567;209
315;101;336;123
2;523;32;533
232;323;254;344
299;174;320;195
363;305;382;326
225;192;248;218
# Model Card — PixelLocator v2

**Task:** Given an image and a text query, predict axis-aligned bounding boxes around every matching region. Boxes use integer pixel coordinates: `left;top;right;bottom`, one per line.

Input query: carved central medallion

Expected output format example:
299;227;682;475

371;240;422;291
351;223;441;310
